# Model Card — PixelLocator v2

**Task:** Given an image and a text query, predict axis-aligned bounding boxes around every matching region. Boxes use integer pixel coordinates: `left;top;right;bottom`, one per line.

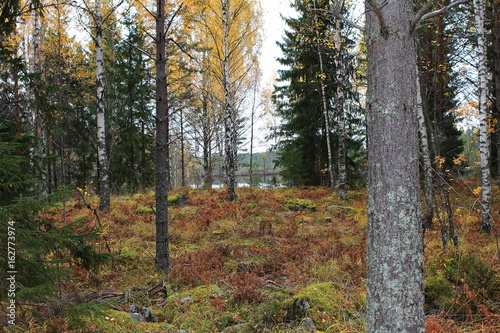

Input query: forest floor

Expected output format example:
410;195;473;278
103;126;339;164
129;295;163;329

5;181;500;332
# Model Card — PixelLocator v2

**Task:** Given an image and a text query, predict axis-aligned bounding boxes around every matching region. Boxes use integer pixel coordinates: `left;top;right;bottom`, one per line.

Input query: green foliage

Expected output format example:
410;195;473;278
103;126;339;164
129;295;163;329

272;0;364;186
0;125;110;304
107;9;155;193
284;282;365;331
425;251;500;320
284;198;317;211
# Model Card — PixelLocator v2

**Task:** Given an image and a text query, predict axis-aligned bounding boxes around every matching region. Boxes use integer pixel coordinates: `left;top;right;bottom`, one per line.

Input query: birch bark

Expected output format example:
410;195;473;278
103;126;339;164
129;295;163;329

416;72;434;230
95;0;110;212
222;0;237;201
474;0;492;233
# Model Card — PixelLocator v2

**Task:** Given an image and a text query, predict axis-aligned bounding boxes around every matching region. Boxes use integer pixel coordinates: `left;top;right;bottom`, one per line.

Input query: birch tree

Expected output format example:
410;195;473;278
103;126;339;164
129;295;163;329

194;0;261;200
311;0;335;191
94;0;111;211
474;0;492;233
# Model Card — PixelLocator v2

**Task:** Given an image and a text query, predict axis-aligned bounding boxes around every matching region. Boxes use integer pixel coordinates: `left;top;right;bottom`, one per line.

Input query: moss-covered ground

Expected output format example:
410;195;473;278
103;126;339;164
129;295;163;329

4;184;500;332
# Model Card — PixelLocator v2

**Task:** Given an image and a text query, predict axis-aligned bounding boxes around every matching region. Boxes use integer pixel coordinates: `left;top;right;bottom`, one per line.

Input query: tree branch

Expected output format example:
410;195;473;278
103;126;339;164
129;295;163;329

411;0;438;29
411;0;472;30
330;10;364;32
366;0;388;36
312;8;364;32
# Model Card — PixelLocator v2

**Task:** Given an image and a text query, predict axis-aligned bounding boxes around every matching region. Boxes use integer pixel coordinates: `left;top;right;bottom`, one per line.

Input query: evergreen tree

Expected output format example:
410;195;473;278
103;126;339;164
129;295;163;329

108;10;155;192
273;0;362;186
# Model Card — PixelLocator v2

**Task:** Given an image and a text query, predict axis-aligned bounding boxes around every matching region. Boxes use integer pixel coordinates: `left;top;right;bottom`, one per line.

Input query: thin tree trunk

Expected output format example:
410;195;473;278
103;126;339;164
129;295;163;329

335;18;347;200
474;0;492;233
312;1;335;190
95;0;110;212
222;0;237;201
337;101;347;199
155;0;170;272
32;9;48;195
493;1;500;183
416;72;435;230
202;95;213;190
180;109;186;187
365;0;424;331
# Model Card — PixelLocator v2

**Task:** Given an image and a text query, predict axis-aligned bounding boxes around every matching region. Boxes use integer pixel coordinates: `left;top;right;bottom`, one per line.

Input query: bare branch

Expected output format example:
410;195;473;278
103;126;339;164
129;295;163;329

165;3;184;35
103;0;125;23
366;0;388;36
133;0;155;19
102;25;155;61
412;0;471;30
312;8;364;32
411;0;438;30
330;10;364;32
168;37;195;60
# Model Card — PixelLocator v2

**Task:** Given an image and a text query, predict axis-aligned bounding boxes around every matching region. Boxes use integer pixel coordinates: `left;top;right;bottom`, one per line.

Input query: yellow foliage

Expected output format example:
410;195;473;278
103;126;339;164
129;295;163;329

472;187;482;197
453;154;467;166
434;156;446;169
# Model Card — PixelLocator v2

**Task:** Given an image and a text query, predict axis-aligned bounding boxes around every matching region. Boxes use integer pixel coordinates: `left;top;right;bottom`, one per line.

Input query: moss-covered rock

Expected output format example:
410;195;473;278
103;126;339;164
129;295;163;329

284;282;365;331
78;309;177;332
284;199;317;211
162;285;237;332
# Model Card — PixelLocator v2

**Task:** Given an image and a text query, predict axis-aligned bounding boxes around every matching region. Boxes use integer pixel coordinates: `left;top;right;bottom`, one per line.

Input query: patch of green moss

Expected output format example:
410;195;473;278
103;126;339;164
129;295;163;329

136;206;153;215
168;193;181;203
424;275;456;313
284;282;364;331
162;284;237;332
284;199;317;211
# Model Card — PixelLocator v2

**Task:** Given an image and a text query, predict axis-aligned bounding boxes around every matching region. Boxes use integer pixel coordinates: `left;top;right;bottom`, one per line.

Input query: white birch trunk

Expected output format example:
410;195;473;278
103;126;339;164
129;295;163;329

95;0;110;211
335;19;347;200
416;71;434;230
474;0;492;232
222;0;237;201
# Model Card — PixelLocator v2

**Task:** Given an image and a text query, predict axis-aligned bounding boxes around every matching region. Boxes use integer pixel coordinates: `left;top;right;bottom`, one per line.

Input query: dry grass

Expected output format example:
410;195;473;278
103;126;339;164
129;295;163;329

4;184;500;332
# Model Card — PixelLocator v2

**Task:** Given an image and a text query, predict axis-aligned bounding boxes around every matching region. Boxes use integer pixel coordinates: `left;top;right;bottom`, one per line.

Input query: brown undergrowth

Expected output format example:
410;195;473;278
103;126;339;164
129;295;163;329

4;185;500;332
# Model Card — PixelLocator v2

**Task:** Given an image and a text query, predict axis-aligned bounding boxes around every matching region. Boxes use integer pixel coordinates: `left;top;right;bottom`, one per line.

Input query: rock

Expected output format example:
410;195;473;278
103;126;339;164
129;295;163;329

129;312;146;323
180;295;193;304
221;323;247;333
237;261;256;273
129;304;157;322
300;317;317;332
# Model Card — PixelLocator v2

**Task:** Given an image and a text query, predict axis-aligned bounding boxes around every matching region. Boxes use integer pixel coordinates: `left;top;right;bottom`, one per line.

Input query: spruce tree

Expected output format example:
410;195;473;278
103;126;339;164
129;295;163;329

273;0;362;186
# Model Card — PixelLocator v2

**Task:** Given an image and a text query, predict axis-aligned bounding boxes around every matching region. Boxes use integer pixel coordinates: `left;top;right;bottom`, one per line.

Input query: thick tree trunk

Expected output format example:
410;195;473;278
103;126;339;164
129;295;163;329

155;0;170;272
222;0;237;201
95;0;110;212
365;0;424;332
474;0;492;233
